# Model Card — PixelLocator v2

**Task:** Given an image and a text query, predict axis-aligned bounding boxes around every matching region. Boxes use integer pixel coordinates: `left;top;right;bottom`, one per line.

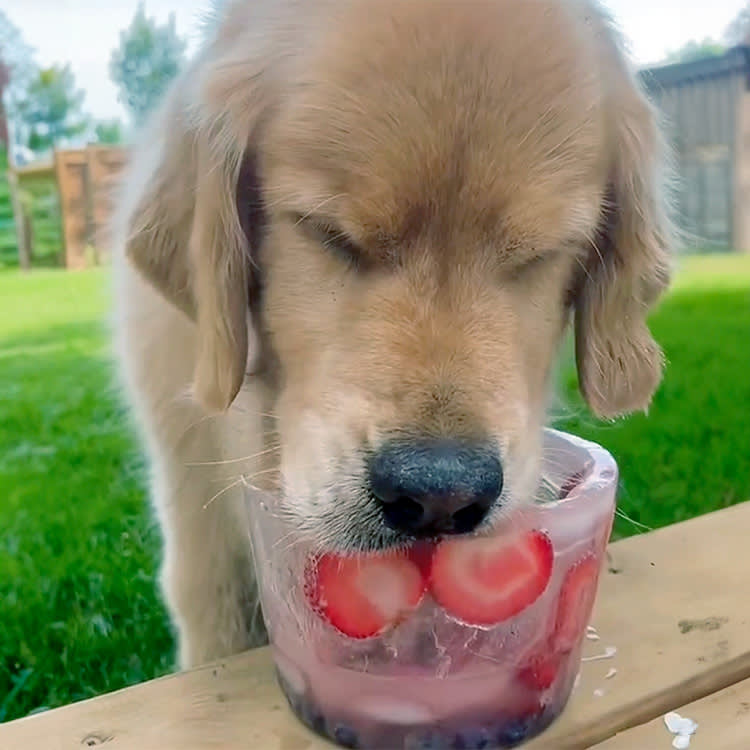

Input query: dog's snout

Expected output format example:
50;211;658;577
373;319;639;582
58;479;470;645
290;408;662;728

369;439;503;537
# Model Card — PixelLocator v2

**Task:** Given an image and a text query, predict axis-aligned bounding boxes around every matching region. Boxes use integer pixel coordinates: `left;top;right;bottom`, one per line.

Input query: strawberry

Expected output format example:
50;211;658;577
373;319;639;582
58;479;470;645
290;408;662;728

407;541;435;578
430;529;554;626
516;648;563;690
305;550;427;639
552;553;601;653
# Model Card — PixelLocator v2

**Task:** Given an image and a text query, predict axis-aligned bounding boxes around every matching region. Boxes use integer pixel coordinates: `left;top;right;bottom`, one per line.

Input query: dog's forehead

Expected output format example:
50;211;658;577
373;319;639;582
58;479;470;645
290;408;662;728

266;0;608;254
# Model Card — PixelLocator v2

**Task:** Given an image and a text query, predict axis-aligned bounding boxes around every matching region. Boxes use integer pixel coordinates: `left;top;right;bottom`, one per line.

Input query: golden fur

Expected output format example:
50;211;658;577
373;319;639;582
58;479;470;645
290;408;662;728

112;0;673;669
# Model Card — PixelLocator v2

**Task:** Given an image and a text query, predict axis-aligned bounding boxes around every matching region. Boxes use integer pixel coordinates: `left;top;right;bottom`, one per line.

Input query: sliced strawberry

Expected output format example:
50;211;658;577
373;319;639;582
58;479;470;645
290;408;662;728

305;550;427;639
517;648;563;690
430;529;554;626
552;553;601;653
407;541;435;579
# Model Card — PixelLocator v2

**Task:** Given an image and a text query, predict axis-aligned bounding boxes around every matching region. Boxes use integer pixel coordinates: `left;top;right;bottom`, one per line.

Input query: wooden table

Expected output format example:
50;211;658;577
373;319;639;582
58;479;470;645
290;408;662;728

3;502;750;750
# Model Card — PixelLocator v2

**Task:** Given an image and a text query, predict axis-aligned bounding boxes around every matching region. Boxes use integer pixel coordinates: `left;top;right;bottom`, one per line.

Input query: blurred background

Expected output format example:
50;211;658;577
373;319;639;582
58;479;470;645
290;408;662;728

1;0;749;725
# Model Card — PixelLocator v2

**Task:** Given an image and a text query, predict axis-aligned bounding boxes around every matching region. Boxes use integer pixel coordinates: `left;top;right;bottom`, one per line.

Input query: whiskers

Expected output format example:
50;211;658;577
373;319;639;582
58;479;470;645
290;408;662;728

202;475;249;510
614;506;652;533
186;444;281;468
531;453;653;536
202;463;285;510
170;395;280;449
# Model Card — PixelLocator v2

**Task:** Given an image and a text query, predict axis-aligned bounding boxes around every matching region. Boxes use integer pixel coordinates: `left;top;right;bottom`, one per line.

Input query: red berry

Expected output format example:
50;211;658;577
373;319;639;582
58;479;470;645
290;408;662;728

552;553;601;653
430;529;554;626
407;541;435;578
517;649;562;690
305;550;427;639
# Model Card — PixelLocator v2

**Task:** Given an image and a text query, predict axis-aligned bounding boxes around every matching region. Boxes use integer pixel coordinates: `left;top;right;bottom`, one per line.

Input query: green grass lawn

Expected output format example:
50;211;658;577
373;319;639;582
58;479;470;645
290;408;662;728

1;253;749;723
555;253;750;537
0;270;174;723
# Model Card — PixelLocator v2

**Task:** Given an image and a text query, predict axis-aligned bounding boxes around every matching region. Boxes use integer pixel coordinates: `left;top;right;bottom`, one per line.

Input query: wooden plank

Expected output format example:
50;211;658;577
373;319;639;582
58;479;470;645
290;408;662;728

53;149;88;270
0;649;316;750
525;500;750;749
2;502;750;750
593;678;750;749
12;160;55;177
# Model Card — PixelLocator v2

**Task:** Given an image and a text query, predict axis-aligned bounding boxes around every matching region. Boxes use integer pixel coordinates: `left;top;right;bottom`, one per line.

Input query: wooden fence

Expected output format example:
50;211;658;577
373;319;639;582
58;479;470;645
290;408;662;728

55;146;128;269
4;145;127;269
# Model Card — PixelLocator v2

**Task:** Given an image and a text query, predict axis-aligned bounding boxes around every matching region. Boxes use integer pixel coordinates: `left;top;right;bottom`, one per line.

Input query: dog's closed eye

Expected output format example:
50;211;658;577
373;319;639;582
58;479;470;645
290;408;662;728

501;247;561;281
293;213;369;270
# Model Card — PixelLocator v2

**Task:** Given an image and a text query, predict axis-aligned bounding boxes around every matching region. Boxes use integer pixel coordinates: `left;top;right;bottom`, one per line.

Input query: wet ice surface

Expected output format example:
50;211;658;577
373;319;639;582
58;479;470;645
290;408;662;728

325;602;516;678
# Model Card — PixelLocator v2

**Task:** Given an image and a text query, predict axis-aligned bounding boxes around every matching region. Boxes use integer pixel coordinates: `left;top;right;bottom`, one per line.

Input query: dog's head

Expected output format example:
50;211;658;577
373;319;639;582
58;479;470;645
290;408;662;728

118;0;673;552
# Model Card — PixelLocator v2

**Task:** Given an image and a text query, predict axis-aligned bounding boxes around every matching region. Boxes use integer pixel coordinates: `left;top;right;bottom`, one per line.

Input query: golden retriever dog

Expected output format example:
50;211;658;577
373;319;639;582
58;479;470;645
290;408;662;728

112;0;673;671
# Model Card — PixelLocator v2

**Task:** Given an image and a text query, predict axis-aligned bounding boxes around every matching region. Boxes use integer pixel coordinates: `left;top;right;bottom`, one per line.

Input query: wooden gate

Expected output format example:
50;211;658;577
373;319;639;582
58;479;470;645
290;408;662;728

54;146;128;269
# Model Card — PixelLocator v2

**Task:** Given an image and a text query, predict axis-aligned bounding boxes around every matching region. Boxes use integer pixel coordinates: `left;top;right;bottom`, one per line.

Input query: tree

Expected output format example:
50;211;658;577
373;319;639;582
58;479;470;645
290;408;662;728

662;38;725;65
0;59;9;146
726;4;750;46
95;118;125;145
109;4;187;125
14;64;88;153
0;10;38;147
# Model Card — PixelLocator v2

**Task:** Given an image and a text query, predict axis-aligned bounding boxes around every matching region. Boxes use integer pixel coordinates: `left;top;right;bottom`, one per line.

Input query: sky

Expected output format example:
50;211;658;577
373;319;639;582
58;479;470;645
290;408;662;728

3;0;749;122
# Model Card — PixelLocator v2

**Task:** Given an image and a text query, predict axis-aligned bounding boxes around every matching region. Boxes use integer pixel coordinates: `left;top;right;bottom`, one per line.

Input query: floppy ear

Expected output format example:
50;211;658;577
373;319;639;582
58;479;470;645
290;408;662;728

574;11;675;419
119;45;268;413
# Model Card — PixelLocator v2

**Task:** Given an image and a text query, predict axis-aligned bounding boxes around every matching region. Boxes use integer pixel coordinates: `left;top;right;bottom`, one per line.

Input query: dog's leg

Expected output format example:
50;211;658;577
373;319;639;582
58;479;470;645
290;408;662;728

149;405;269;669
114;263;267;670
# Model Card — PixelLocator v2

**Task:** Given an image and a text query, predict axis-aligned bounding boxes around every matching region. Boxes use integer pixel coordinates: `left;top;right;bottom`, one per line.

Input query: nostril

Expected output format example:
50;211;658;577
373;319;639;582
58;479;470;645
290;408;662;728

379;495;424;531
369;437;502;536
451;501;490;534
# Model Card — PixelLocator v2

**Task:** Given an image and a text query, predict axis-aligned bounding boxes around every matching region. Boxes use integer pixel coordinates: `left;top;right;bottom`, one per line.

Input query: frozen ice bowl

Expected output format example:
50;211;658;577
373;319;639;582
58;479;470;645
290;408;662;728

245;429;617;749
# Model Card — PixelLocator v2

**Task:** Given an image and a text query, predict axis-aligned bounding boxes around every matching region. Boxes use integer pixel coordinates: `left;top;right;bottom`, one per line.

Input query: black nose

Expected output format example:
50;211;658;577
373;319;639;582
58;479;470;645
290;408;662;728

368;438;503;537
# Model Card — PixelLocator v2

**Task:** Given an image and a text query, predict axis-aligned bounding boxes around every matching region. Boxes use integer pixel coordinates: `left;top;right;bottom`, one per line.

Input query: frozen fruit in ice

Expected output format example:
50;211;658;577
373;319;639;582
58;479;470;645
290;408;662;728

408;541;435;578
333;725;360;748
430;529;553;626
412;730;451;749
305;550;427;638
552;553;601;653
516;650;562;691
452;727;492;749
294;696;328;737
494;706;544;747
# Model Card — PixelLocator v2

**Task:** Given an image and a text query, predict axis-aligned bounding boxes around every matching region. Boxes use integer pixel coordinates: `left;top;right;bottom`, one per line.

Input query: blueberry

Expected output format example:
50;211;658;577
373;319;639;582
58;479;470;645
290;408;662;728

452;727;491;749
408;730;451;750
295;697;328;737
333;725;360;748
309;711;328;736
495;714;541;748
